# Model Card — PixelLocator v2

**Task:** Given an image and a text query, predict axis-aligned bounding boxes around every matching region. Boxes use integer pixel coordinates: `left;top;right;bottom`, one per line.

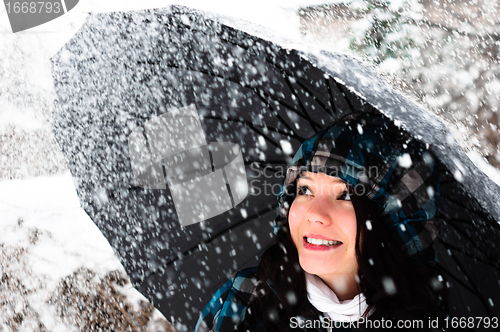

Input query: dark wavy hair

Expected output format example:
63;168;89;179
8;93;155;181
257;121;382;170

237;190;447;332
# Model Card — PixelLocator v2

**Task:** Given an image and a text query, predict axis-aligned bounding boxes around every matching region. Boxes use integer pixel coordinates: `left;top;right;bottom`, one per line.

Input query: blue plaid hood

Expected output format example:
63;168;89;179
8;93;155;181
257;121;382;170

277;112;440;265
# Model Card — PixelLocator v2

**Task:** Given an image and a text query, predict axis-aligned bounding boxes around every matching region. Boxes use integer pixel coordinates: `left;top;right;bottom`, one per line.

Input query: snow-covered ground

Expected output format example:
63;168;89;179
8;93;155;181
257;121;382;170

0;172;122;288
0;172;174;330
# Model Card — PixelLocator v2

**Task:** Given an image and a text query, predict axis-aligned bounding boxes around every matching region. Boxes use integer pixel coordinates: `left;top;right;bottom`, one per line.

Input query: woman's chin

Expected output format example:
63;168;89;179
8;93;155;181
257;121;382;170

299;259;339;276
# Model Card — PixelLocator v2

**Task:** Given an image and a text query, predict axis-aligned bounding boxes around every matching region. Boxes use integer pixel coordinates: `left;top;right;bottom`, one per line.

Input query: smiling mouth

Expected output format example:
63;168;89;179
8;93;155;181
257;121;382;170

305;237;342;246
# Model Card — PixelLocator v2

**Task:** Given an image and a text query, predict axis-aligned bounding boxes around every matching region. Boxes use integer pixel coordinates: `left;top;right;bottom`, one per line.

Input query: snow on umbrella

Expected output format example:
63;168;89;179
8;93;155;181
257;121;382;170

50;5;500;331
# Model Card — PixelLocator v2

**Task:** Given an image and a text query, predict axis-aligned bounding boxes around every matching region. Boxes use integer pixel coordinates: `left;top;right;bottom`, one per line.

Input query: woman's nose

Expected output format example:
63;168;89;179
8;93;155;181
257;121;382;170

306;195;332;226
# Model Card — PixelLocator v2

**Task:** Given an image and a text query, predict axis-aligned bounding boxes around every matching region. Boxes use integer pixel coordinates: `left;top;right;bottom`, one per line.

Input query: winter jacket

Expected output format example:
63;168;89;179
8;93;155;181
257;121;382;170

194;267;356;332
194;267;259;332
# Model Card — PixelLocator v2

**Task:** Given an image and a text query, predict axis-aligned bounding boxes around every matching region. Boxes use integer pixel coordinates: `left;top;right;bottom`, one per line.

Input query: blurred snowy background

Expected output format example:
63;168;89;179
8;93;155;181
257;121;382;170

1;0;499;331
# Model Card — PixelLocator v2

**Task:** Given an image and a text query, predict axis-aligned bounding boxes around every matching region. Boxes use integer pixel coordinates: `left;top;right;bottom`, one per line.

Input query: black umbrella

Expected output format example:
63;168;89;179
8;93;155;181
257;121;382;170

51;5;500;331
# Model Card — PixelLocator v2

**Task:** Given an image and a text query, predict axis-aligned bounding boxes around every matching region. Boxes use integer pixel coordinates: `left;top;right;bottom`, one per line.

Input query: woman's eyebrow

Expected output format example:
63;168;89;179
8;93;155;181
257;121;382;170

297;172;310;180
297;173;345;184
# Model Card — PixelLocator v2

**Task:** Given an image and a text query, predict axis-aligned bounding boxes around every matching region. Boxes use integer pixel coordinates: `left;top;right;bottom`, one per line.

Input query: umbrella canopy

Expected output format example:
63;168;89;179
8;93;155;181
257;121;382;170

51;5;500;331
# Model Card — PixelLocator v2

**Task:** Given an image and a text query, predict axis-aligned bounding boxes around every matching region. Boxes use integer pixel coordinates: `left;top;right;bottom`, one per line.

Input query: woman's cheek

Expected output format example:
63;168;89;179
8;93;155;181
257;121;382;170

338;206;357;242
288;203;304;243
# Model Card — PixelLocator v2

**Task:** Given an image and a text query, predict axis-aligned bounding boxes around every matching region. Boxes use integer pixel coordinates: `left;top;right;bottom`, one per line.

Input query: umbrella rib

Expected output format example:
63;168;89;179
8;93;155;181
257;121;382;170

439;215;481;224
251;91;308;143
157;61;316;129
252;88;309;121
439;176;497;228
325;77;338;118
161;203;279;268
247;121;295;159
206;203;277;244
440;240;500;269
215;32;332;116
447;253;496;318
435;261;500;329
440;217;500;263
293;79;331;113
166;24;382;141
440;195;500;231
128;160;290;192
331;79;357;113
435;262;478;295
161;25;329;132
202;114;302;141
282;75;321;133
197;106;293;157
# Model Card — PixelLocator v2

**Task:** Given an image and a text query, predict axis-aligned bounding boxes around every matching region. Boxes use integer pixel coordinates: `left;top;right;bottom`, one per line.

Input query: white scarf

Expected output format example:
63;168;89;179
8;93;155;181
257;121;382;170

305;273;372;322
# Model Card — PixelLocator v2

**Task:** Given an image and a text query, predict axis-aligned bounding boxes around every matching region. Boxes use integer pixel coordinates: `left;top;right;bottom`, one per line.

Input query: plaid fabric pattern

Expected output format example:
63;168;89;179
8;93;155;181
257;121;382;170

195;267;336;332
277;112;441;264
195;267;257;332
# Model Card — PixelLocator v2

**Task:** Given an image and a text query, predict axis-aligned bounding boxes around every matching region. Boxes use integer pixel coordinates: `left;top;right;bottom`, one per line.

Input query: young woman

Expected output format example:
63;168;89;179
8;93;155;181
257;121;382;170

195;112;447;331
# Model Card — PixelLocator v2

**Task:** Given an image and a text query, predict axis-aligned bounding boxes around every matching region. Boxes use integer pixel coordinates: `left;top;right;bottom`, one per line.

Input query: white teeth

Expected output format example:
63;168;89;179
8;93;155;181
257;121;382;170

306;237;341;246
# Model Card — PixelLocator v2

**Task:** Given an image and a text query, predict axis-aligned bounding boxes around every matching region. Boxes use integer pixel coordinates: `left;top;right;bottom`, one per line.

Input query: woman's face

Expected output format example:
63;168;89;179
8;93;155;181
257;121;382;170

289;171;358;284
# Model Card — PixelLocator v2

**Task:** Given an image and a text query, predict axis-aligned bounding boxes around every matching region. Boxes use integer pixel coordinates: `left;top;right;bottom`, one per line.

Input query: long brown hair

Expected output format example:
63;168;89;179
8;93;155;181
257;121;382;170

238;191;446;332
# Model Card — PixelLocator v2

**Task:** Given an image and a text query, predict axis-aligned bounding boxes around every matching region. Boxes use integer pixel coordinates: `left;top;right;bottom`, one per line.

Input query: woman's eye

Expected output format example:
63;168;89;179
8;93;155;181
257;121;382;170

297;186;312;196
339;189;352;201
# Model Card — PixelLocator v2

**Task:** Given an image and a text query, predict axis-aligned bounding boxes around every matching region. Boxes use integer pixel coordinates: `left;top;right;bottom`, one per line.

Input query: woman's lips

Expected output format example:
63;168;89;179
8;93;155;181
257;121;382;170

303;236;343;251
